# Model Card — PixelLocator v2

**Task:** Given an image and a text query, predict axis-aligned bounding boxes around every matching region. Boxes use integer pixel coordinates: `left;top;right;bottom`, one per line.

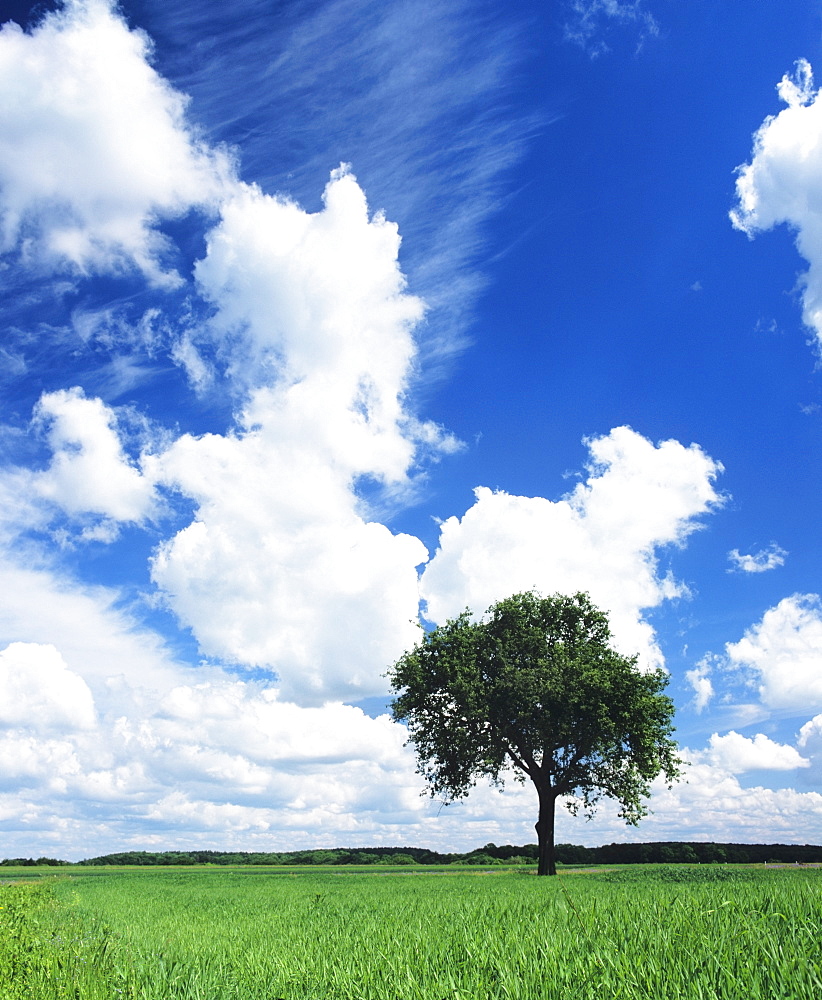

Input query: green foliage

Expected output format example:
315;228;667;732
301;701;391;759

389;591;684;874
0;880;125;999
599;865;762;884
0;858;68;867
74;845;465;867
5;840;822;869
2;867;821;998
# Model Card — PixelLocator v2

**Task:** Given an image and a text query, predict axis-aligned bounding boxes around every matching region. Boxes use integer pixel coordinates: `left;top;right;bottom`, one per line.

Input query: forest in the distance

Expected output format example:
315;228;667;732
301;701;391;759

3;842;822;867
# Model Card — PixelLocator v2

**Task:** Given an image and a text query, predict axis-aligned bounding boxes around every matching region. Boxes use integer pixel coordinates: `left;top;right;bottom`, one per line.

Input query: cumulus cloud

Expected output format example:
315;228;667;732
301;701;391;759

0;642;95;730
0;386;157;544
154;682;410;771
0;3;456;712
798;713;822;750
32;387;156;533
707;731;809;773
0;735;83;796
637;760;822;844
5;0;811;861
0;155;446;705
728;543;787;573
421;426;723;669
725;594;822;713
0;514;429;846
152;0;533;361
0;556;195;703
147;169;441;705
0;660;431;856
0;0;231;284
731;59;822;348
194;167;424;423
2;625;822;858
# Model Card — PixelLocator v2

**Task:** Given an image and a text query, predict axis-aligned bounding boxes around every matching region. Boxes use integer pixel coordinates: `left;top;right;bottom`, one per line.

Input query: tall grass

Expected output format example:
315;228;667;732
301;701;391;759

1;865;820;998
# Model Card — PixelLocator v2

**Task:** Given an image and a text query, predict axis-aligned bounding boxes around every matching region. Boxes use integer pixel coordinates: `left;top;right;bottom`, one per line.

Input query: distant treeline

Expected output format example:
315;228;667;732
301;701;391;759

3;841;822;867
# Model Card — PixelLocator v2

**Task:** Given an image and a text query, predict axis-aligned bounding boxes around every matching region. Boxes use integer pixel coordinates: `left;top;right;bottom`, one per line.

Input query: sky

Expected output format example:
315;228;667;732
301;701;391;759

1;0;822;860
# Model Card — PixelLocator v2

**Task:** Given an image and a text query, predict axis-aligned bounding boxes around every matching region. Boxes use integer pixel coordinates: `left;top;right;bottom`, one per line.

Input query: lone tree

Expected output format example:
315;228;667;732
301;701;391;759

388;591;683;875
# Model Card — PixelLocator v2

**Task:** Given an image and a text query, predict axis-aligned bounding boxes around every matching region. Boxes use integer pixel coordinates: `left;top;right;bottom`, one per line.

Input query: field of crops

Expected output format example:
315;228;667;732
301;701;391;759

1;864;821;999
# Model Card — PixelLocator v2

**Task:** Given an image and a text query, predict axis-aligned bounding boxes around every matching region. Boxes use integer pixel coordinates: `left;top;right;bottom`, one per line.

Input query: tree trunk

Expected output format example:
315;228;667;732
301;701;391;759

534;784;557;876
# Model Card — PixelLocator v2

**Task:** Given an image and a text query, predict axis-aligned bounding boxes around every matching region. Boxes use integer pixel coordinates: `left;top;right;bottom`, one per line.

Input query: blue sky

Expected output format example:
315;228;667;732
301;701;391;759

1;0;822;859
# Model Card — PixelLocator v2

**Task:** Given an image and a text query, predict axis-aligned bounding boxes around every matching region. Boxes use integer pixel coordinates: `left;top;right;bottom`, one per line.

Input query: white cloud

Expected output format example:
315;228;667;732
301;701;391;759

564;1;660;58
725;594;822;713
4;638;822;857
195;167;423;414
154;683;410;771
686;659;714;712
798;713;822;750
421;426;723;670
169;335;214;394
0;642;95;730
149;169;439;705
0;0;231;284
0;734;82;791
161;0;533;360
731;59;822;349
633;761;822;845
0;660;433;856
32;387;156;531
6;0;818;863
150;414;428;705
0;1;490;717
0;387;157;544
0;466;49;544
728;543;787;573
0;556;196;704
707;731;809;773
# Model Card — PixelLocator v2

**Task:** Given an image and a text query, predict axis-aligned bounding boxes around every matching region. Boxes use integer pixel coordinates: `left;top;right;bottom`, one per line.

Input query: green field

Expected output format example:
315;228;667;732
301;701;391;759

1;864;820;999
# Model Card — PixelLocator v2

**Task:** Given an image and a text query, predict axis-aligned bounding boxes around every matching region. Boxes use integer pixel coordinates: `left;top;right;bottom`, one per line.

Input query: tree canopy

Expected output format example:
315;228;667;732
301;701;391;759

388;591;684;875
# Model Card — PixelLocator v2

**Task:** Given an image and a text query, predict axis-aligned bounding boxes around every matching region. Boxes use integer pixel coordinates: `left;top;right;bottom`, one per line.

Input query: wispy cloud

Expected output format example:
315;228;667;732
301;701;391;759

142;0;536;370
686;659;714;713
3;0;815;857
728;543;788;573
563;0;660;58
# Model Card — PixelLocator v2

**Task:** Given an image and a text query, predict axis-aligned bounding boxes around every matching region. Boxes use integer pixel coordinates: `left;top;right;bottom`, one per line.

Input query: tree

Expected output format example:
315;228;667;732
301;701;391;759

388;591;683;875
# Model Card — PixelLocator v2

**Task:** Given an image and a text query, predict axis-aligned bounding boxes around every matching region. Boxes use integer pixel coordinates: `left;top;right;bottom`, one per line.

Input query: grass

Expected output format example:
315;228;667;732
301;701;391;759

1;864;821;998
